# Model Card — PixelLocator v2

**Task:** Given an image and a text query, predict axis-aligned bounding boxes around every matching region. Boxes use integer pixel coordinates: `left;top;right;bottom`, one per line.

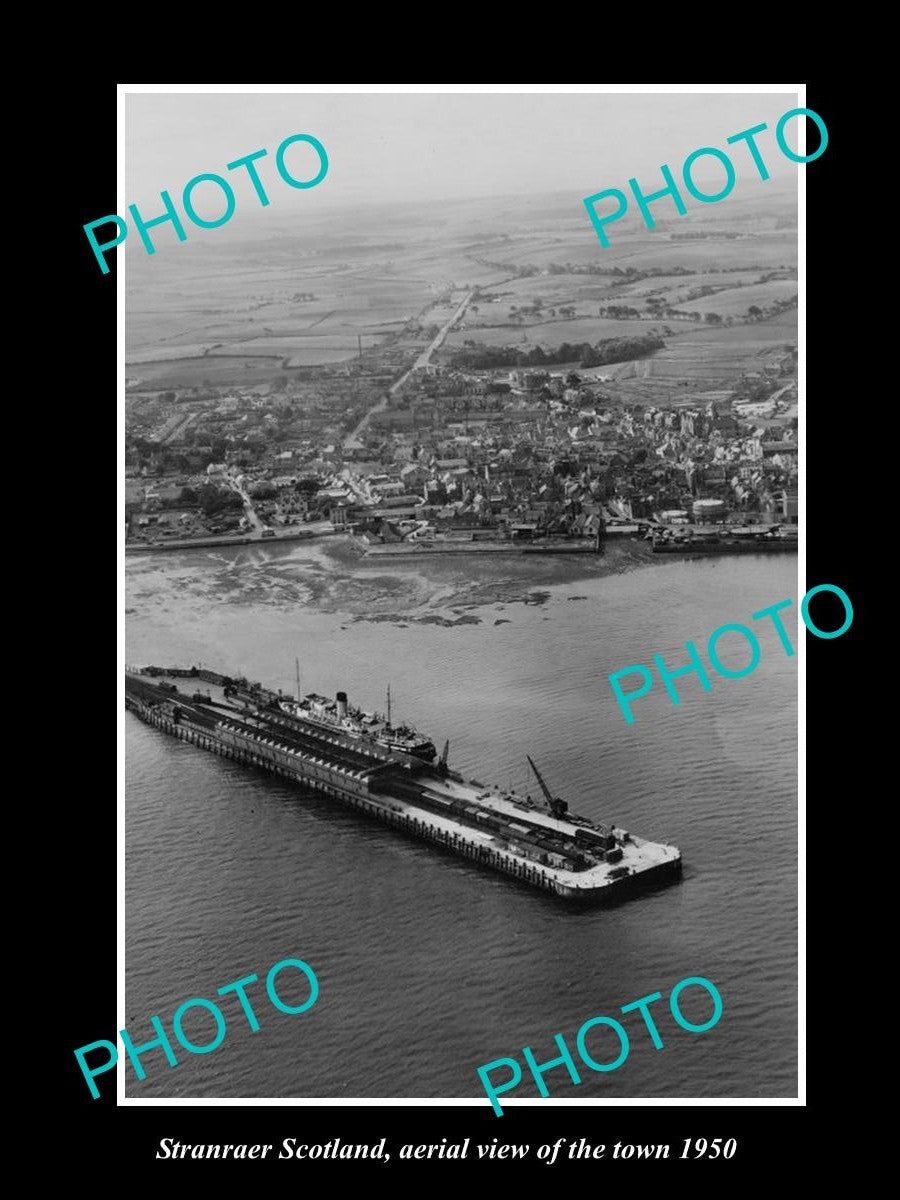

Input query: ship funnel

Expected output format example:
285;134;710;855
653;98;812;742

336;691;348;718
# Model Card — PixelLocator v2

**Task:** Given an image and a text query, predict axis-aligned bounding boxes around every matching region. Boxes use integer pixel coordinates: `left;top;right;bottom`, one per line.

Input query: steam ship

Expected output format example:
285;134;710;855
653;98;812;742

277;685;436;764
125;665;682;902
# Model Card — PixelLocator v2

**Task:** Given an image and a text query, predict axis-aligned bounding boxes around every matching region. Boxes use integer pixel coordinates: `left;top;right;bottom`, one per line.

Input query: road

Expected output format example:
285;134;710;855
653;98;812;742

227;476;266;532
344;289;475;449
226;476;335;542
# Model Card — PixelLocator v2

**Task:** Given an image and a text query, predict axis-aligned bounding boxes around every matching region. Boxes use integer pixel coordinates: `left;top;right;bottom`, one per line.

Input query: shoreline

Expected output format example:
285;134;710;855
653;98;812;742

361;539;599;557
125;528;337;555
126;524;798;564
125;530;798;629
357;537;797;561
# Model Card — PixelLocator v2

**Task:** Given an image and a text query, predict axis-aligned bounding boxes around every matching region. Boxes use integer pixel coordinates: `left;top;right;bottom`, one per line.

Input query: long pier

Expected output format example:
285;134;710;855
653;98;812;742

125;671;681;903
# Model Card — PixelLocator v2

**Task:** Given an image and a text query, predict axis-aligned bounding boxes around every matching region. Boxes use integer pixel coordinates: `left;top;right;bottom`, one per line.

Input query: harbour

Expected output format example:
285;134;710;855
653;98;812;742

124;550;797;1100
125;666;682;902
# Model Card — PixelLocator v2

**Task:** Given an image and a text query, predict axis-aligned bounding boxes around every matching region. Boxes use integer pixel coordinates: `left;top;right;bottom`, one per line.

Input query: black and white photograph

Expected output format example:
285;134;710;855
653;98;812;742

114;86;805;1118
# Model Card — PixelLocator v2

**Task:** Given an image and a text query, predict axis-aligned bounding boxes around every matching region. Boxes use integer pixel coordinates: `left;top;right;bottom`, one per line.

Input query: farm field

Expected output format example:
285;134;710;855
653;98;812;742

125;185;796;396
625;270;789;304
593;312;797;405
672;279;797;316
443;315;657;352
127;343;225;364
126;355;288;389
591;233;797;273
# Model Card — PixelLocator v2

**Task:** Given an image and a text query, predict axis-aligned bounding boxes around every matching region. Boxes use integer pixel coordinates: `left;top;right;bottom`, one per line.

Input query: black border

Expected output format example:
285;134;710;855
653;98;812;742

55;79;842;1174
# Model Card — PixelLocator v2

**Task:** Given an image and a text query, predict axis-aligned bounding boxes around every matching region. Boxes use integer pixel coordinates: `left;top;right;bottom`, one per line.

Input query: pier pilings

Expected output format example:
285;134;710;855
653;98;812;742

125;696;577;898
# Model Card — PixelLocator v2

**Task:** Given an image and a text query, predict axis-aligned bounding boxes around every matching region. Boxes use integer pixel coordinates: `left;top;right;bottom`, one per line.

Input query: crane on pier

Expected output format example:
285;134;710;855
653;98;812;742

527;756;569;818
437;739;450;777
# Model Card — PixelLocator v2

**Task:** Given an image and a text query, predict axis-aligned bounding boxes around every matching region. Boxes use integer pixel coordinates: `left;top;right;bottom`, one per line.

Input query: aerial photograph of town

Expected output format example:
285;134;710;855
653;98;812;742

126;189;797;573
123;91;799;1105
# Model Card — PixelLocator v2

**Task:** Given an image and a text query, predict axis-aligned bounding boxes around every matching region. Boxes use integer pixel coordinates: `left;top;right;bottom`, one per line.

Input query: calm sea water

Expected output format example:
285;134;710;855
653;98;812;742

124;546;798;1099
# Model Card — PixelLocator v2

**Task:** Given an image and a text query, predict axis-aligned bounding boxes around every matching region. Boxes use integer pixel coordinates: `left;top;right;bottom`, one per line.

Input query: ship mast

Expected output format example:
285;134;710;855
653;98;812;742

387;683;392;728
295;657;301;702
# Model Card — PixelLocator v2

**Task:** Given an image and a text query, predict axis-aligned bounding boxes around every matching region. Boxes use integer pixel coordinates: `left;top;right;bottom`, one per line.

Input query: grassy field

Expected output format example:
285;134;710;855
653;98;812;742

591;233;797;273
126;355;288;389
618;269;780;304
125;187;796;395
676;279;797;315
127;343;224;364
444;315;658;351
595;311;797;403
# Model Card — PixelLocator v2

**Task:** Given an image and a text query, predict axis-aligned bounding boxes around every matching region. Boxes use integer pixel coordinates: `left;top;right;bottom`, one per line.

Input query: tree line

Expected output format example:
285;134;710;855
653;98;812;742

448;334;665;371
